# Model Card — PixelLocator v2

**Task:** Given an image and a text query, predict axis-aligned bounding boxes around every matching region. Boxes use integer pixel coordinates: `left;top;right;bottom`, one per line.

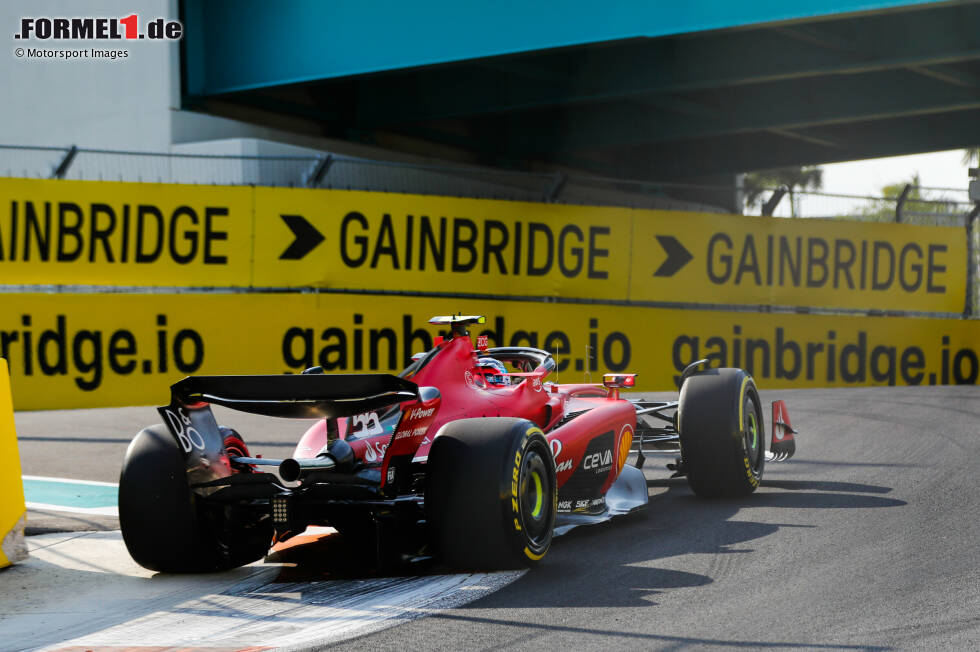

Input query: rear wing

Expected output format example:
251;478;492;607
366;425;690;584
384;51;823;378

158;374;419;486
169;374;419;419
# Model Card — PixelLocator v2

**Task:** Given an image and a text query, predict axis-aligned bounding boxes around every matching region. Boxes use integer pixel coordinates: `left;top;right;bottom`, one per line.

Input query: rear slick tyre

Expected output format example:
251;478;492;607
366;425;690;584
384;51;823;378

426;418;556;570
678;368;765;498
119;426;271;573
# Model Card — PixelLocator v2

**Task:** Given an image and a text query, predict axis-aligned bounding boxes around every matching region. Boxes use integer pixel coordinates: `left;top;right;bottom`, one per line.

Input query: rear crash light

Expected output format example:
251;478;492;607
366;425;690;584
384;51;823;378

272;495;291;526
603;374;636;388
271;494;304;542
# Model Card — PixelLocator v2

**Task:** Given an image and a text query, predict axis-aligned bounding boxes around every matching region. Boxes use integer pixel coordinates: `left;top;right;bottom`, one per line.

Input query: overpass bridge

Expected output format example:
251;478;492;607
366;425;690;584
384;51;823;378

182;0;980;209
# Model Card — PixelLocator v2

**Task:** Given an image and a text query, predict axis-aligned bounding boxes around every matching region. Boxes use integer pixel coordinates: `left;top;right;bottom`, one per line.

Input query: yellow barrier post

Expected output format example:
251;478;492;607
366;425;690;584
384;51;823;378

0;358;27;566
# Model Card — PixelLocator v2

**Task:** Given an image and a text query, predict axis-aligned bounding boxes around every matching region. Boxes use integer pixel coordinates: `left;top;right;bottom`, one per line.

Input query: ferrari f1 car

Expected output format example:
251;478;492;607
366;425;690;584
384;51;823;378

119;315;796;573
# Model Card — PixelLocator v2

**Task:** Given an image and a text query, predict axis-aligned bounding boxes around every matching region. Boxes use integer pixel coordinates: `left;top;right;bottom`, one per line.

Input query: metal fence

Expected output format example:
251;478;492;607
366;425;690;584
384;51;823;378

2;143;974;219
757;186;973;225
0;144;732;214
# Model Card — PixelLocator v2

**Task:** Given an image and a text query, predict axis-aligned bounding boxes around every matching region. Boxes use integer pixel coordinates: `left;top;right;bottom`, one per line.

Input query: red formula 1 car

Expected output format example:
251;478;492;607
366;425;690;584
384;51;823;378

119;315;796;572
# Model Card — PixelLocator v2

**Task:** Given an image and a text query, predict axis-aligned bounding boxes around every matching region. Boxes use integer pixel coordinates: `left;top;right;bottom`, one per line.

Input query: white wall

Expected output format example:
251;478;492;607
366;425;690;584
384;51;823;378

0;0;180;149
0;0;367;155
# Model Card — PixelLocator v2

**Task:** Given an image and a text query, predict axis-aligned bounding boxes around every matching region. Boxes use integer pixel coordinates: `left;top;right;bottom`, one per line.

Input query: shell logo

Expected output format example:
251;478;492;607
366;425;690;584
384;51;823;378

617;424;634;475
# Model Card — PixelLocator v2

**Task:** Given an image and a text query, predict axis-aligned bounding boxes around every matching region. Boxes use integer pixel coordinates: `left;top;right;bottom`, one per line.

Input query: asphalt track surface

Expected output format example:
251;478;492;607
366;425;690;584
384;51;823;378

10;385;980;650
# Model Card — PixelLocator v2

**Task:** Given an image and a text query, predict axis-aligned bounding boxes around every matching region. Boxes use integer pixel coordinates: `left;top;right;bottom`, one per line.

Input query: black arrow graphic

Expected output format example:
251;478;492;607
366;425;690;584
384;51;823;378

279;214;325;260
653;235;693;277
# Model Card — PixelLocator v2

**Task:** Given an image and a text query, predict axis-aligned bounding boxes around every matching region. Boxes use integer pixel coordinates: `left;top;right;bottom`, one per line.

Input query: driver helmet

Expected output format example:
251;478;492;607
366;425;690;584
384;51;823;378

477;357;510;386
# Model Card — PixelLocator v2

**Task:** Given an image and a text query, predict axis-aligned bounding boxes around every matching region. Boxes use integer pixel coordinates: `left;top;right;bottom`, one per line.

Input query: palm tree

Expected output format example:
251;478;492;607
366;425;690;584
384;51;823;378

962;148;980;167
854;174;957;223
743;166;823;217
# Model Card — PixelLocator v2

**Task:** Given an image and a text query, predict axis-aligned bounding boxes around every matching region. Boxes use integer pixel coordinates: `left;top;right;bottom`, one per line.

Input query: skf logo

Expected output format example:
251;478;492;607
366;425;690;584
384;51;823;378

15;15;183;41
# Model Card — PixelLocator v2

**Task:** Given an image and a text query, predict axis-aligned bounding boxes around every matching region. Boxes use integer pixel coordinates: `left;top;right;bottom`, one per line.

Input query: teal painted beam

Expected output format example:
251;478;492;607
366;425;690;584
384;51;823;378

182;0;945;96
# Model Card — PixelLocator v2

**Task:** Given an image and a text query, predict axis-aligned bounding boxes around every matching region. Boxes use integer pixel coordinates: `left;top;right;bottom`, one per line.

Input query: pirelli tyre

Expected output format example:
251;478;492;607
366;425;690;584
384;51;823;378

678;368;765;498
426;418;557;570
118;425;272;573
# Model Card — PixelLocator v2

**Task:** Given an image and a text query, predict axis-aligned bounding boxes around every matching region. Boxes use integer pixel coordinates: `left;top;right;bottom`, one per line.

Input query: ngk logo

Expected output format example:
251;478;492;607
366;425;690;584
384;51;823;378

15;15;183;41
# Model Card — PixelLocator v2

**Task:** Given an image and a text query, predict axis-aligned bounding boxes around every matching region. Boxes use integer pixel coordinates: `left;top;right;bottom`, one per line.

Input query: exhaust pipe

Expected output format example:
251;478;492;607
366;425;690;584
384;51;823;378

278;456;336;482
278;439;355;482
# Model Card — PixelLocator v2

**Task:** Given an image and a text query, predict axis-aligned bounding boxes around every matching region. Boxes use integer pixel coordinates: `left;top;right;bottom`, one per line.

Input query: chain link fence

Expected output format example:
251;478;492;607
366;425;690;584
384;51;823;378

0;144;730;213
759;186;972;226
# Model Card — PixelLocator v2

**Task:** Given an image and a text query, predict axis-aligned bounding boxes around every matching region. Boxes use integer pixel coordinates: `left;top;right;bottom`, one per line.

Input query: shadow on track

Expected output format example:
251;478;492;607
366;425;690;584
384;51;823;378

406;476;905;652
421;611;890;651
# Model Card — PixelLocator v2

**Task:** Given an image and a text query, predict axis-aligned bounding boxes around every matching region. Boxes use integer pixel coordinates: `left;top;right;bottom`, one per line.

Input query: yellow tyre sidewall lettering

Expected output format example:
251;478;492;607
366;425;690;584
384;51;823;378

524;546;546;561
511;448;522;532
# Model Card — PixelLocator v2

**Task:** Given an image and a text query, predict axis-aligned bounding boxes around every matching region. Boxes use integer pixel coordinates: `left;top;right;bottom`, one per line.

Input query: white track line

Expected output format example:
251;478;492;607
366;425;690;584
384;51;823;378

9;531;523;652
22;475;119;516
25;501;118;516
22;475;118;487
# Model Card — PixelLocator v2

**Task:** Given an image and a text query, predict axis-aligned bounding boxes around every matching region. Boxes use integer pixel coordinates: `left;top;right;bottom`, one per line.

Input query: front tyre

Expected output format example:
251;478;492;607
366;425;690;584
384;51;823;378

678;368;765;497
426;418;556;569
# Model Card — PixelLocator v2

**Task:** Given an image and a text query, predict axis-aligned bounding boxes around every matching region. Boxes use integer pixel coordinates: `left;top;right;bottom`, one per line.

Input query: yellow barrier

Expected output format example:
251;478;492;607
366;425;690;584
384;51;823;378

253;187;634;301
1;293;977;409
0;178;967;312
630;210;966;313
0;359;27;566
253;188;966;312
0;177;254;287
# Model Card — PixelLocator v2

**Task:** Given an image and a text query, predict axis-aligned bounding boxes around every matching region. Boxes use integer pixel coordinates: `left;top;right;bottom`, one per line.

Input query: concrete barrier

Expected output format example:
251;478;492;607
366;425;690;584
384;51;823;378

0;358;27;567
